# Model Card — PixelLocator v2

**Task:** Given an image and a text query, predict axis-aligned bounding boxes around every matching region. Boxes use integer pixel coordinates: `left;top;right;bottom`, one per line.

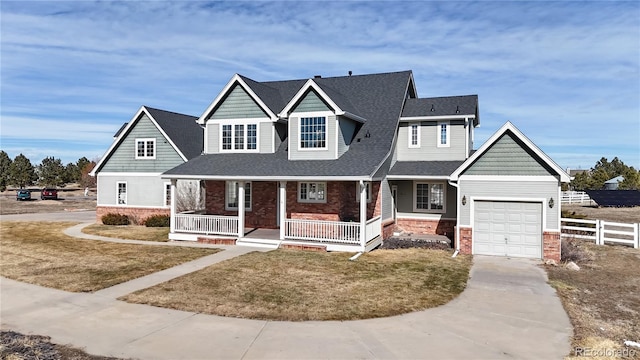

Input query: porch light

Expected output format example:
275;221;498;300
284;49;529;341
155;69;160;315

461;195;467;206
549;197;554;208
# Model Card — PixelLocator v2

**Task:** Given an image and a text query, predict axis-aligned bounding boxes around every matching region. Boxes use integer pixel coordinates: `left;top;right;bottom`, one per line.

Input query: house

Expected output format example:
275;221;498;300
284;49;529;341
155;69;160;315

90;106;204;224
160;70;570;262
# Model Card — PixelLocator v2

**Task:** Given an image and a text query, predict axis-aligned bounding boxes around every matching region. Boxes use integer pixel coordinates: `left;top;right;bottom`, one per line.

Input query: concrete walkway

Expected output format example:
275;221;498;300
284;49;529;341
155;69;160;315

1;252;573;359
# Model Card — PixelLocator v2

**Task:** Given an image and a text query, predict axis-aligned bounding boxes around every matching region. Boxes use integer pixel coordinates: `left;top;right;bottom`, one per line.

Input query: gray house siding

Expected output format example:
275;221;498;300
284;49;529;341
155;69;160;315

289;114;336;160
206;123;219;154
396;120;467;161
206;121;273;154
209;84;268;120
259;122;273;153
390;180;457;219
337;117;357;158
290;90;332;113
97;174;168;207
458;178;559;230
101;114;184;172
463;132;554;176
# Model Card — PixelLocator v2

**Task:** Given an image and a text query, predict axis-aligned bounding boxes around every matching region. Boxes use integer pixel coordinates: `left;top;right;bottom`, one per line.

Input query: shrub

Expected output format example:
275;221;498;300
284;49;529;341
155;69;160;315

561;238;593;263
101;213;129;225
145;215;170;227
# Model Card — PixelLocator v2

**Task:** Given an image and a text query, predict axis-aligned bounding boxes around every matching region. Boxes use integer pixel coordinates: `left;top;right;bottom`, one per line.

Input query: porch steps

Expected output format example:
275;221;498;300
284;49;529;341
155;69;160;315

236;238;280;249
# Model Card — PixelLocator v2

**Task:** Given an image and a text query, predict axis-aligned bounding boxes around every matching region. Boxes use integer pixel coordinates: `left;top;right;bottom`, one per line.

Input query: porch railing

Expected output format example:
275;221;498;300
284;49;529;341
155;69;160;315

284;219;360;244
174;213;238;236
365;216;382;242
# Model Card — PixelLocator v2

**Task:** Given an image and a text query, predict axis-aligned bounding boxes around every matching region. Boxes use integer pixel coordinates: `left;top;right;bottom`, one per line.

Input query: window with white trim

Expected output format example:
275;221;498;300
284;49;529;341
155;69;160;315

164;182;171;207
408;123;420;148
437;121;450;147
414;182;445;212
221;123;258;151
298;182;326;203
135;138;156;159
355;182;372;202
299;117;326;149
226;181;251;210
117;182;127;205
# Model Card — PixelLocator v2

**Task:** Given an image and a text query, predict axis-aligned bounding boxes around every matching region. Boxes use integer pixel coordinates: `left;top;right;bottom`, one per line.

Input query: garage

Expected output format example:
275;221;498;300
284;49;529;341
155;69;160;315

474;200;542;258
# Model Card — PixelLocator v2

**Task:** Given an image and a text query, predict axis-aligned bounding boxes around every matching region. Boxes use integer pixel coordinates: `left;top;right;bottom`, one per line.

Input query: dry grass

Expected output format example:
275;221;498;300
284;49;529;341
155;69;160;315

82;224;169;242
122;248;471;321
547;242;640;359
0;190;96;215
0;221;220;292
562;204;640;223
1;330;126;360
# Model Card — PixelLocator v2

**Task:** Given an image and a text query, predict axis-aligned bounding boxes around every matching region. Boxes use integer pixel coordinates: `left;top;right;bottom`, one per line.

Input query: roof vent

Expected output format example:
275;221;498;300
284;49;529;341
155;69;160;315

430;104;435;112
456;105;460;114
314;75;322;79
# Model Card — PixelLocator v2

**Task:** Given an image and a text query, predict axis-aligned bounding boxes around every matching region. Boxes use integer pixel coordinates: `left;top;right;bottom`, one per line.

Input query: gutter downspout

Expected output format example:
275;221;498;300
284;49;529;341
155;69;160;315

448;179;460;257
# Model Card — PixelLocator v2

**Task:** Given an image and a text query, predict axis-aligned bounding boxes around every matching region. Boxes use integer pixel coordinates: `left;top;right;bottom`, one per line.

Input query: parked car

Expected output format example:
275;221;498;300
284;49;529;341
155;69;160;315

41;188;58;200
16;189;31;201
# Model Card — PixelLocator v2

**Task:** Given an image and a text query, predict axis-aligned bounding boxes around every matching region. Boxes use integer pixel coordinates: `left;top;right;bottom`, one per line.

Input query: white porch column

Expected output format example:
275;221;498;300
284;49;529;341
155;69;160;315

170;179;177;233
238;181;245;238
359;180;367;249
279;181;287;240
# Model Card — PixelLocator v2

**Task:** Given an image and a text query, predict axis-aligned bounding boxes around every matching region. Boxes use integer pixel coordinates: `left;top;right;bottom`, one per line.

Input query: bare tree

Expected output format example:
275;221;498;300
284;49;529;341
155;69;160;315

176;181;204;212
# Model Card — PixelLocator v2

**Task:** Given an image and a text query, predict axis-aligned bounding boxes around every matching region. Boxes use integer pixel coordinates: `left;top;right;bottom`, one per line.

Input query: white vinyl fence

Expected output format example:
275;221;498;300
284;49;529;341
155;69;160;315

561;218;639;248
561;191;593;204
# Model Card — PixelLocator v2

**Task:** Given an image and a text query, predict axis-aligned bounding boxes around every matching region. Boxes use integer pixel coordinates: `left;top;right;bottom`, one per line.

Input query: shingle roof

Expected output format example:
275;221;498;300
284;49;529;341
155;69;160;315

113;122;128;138
388;161;464;177
145;107;202;160
164;71;414;178
402;95;479;126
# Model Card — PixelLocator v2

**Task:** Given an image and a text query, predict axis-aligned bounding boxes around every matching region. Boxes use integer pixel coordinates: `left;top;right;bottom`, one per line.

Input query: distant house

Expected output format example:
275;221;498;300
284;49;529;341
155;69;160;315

150;70;570;262
90;106;203;224
604;176;624;190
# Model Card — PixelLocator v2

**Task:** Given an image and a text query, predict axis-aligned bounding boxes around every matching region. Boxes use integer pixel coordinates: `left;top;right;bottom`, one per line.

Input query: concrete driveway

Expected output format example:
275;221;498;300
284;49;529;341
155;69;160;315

0;253;572;359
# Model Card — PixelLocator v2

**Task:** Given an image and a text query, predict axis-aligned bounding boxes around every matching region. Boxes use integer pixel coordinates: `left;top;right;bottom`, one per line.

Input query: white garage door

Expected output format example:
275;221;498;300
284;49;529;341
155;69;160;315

474;201;542;258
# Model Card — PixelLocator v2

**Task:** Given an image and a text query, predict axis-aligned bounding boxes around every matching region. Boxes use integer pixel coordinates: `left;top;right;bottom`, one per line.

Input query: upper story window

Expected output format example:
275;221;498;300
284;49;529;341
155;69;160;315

414;182;445;213
300;116;326;149
437;121;450;147
298;182;326;203
221;123;258;152
408;123;420;148
135;138;156;159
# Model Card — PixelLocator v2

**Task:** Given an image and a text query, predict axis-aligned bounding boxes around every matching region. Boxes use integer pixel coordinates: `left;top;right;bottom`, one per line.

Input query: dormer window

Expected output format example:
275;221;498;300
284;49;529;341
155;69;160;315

408;123;420;148
135;138;155;159
220;122;258;152
300;116;326;149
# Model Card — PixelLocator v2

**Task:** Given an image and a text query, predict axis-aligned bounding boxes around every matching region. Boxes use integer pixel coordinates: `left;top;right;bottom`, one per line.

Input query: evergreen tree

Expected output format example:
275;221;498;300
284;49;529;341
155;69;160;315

0;151;12;191
9;154;37;188
38;156;66;187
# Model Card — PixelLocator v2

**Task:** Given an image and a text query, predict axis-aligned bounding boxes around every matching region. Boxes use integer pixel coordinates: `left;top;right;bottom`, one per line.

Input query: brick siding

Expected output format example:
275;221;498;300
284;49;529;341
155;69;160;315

396;218;456;239
459;227;473;254
543;231;561;262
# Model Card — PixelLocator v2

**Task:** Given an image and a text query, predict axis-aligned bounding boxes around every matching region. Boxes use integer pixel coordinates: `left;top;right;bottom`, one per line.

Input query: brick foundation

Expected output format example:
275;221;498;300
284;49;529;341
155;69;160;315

280;243;327;252
543;231;561;262
458;227;473;255
96;206;169;225
382;219;396;240
197;237;237;245
396;218;455;239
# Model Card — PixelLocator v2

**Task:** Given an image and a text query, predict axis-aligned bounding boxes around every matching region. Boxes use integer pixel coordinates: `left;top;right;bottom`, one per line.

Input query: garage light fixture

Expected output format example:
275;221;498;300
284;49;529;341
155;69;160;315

461;195;467;206
548;197;554;208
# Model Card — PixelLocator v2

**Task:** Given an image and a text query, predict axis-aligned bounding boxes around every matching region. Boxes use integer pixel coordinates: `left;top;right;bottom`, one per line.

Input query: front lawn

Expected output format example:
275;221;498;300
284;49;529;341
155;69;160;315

547;241;640;359
0;221;220;292
121;248;471;321
82;224;170;242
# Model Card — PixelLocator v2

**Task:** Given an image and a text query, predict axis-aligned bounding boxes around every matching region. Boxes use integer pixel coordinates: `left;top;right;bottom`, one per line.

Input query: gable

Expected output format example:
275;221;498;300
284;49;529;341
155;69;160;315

290;89;332;113
462;131;553;176
209;83;269;120
101;114;184;172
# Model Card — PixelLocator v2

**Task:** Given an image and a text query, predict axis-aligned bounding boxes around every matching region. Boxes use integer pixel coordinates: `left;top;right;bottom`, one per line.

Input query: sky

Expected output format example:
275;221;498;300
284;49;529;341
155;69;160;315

1;1;639;171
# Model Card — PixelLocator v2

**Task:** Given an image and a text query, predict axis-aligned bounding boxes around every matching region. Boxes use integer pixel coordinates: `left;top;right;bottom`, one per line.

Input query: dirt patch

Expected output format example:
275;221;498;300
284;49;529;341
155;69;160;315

562;204;640;223
0;189;96;215
546;242;640;359
0;330;125;360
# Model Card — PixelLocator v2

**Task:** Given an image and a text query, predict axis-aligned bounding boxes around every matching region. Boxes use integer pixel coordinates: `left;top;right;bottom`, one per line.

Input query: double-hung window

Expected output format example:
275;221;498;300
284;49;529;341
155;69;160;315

164;182;171;207
221;123;258;151
299;117;326;149
298;182;326;203
437;121;450;147
135;138;156;159
408;123;420;148
414;182;445;212
226;181;251;210
117;182;127;205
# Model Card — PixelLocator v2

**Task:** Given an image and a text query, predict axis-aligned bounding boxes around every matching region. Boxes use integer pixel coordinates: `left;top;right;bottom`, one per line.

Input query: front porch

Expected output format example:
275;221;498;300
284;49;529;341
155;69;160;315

167;180;383;252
